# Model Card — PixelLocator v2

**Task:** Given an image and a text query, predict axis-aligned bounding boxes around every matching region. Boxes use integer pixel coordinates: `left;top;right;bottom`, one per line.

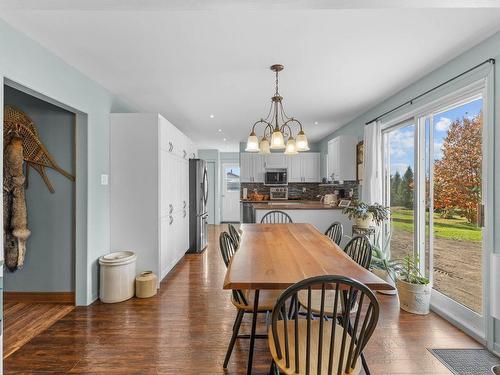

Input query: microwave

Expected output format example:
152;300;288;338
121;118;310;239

265;169;288;186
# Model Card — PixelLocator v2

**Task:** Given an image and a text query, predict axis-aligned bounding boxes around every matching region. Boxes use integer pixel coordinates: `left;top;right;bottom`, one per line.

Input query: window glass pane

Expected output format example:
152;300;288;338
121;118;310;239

225;167;240;192
431;98;483;314
384;123;415;260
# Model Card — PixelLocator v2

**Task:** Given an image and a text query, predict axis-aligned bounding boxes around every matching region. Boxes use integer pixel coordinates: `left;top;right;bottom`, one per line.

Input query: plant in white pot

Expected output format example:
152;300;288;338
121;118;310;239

394;255;431;315
342;201;390;228
371;229;398;295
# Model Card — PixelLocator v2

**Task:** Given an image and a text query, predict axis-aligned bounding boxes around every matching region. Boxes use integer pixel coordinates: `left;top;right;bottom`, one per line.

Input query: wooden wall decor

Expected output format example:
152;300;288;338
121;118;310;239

3;106;75;272
356;141;364;183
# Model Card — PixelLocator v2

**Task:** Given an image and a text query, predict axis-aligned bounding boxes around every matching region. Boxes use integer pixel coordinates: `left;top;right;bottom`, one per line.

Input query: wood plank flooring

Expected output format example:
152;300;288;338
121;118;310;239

3;302;74;359
3;224;482;374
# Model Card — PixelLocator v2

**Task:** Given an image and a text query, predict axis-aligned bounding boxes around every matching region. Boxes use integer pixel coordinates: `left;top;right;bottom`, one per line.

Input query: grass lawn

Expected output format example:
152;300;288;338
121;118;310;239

390;208;482;242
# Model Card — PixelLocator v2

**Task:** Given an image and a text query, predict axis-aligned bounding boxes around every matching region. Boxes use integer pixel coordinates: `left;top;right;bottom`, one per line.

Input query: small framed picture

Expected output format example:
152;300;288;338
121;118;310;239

338;199;351;208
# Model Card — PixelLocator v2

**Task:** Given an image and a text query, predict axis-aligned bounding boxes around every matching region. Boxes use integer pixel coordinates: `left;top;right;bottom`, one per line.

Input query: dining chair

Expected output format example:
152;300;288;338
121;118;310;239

268;275;380;375
324;221;343;246
296;234;374;373
343;235;372;270
228;223;241;248
260;210;293;224
219;231;281;369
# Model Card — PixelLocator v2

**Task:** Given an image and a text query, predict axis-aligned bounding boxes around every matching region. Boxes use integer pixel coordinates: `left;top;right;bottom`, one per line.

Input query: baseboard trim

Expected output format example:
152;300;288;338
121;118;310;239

4;291;75;304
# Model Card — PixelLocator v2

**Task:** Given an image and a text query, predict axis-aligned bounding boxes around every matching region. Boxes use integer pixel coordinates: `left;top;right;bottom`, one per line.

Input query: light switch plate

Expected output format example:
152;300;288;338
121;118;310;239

100;174;109;186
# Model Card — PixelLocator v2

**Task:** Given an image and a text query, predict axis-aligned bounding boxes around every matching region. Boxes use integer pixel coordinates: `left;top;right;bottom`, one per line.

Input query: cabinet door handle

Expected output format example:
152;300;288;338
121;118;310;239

183;150;187;159
183;200;186;208
192;153;196;158
168;142;173;152
183;210;186;218
169;204;173;214
169;215;174;225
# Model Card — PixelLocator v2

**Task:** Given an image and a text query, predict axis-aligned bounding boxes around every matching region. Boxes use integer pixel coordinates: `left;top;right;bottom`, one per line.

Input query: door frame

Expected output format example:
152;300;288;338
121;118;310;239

220;162;240;223
380;77;493;346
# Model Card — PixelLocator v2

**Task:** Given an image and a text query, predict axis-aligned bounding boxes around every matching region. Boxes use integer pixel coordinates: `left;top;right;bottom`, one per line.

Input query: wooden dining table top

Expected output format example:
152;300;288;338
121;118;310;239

223;223;394;291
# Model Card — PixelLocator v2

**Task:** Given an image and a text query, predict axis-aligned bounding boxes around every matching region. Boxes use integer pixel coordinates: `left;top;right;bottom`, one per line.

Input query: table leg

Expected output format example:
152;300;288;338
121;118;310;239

246;289;260;375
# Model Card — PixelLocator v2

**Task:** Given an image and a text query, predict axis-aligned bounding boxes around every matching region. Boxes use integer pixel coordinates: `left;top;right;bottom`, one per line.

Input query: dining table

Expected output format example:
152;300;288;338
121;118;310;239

223;223;394;375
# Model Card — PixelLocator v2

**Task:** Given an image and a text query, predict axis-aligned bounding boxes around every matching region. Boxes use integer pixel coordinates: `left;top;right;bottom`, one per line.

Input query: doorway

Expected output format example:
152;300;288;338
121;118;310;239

382;87;489;341
221;163;240;222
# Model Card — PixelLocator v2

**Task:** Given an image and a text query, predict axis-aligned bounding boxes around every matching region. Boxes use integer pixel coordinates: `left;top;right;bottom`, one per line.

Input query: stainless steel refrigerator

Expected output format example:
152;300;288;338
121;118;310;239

188;159;209;253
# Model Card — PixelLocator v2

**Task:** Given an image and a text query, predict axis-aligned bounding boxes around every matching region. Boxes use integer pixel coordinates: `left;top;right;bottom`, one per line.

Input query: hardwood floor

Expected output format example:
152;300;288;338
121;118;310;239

3;302;74;359
4;224;481;374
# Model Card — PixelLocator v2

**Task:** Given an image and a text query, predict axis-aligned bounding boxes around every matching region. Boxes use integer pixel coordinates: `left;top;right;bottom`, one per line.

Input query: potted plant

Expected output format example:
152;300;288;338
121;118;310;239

370;229;397;295
342;201;390;228
394;255;431;315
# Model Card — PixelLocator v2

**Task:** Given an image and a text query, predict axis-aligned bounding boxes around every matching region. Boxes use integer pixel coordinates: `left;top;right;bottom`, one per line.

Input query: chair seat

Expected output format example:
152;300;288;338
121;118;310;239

297;290;359;318
268;319;361;375
232;289;282;312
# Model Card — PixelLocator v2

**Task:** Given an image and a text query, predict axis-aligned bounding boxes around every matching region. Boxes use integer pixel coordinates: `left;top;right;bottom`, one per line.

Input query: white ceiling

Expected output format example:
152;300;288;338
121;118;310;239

2;4;500;151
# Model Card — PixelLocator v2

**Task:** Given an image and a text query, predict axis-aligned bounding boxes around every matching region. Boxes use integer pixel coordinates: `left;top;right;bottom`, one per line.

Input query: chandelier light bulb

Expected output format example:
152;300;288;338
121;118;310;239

259;137;271;154
296;130;310;151
284;136;298;155
245;131;260;152
270;128;285;149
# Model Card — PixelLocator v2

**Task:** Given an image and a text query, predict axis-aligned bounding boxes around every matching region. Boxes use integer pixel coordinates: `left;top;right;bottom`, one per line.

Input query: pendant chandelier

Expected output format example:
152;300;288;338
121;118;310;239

245;64;309;155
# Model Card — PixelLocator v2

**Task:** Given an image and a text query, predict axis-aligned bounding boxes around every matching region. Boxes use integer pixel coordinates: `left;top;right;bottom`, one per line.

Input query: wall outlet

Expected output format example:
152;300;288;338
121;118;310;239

100;174;109;186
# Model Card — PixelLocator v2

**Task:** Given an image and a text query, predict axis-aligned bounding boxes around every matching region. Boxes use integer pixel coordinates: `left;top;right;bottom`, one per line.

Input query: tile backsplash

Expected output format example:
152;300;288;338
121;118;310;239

241;181;359;201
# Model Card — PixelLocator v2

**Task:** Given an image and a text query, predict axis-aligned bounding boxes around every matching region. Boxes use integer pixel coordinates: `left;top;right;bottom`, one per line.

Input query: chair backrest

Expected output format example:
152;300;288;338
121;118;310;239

260;210;293;224
219;231;247;305
343;235;372;269
270;275;379;375
324;222;343;246
228;223;241;247
219;231;237;268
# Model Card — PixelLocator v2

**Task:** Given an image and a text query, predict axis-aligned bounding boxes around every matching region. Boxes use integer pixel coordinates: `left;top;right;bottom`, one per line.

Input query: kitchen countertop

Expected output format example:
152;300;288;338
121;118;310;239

244;200;345;210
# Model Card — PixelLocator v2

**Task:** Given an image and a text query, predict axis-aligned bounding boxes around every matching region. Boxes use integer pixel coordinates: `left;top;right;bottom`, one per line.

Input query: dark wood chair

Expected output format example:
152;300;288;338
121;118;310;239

324;221;343;246
218;231;280;369
260;210;293;224
268;275;380;375
296;234;374;373
228;223;241;248
343;235;372;270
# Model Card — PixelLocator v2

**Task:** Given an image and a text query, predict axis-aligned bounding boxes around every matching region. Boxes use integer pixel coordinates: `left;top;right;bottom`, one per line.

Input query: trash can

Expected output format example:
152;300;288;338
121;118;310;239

99;251;137;303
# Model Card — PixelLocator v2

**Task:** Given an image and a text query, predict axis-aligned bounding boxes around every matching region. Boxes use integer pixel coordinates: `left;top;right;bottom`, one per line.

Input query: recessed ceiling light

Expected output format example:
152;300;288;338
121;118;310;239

218;128;222;132
314;121;319;125
210;114;215;119
223;138;227;141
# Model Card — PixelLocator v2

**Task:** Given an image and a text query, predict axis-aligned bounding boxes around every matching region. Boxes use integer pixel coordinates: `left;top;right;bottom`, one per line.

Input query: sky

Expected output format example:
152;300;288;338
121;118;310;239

388;98;483;176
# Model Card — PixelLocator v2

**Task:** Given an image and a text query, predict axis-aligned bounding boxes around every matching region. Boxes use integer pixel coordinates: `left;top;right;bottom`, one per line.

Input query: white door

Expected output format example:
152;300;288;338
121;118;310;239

221;163;241;222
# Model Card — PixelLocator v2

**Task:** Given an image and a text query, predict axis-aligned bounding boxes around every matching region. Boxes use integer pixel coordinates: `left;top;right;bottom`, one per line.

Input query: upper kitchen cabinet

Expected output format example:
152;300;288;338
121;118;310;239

327;135;357;181
264;154;287;169
287;152;321;183
240;153;265;182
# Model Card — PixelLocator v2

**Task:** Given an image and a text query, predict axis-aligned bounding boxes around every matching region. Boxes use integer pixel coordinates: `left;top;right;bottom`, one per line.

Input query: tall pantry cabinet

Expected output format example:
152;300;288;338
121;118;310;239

110;113;196;286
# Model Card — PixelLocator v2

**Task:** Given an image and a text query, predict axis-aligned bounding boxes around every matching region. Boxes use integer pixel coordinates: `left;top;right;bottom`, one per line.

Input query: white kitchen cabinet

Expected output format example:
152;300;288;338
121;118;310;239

327;135;357;181
240;153;265;182
111;113;192;286
265;154;286;169
287;153;321;183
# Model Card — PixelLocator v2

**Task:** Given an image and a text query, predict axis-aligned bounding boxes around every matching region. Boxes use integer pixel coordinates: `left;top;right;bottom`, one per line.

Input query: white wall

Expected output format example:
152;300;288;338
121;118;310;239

0;20;136;305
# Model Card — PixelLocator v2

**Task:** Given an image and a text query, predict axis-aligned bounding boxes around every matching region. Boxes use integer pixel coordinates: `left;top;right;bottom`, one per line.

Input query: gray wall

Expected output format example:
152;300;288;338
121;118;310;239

317;29;500;353
0;19;136;305
4;86;75;292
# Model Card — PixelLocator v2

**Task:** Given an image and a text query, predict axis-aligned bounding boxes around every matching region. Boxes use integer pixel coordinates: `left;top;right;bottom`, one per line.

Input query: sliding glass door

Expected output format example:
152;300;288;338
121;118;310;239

382;89;487;339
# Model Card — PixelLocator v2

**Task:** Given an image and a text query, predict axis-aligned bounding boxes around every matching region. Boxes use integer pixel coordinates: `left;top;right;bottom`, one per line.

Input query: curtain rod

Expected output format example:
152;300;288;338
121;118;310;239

365;58;495;125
